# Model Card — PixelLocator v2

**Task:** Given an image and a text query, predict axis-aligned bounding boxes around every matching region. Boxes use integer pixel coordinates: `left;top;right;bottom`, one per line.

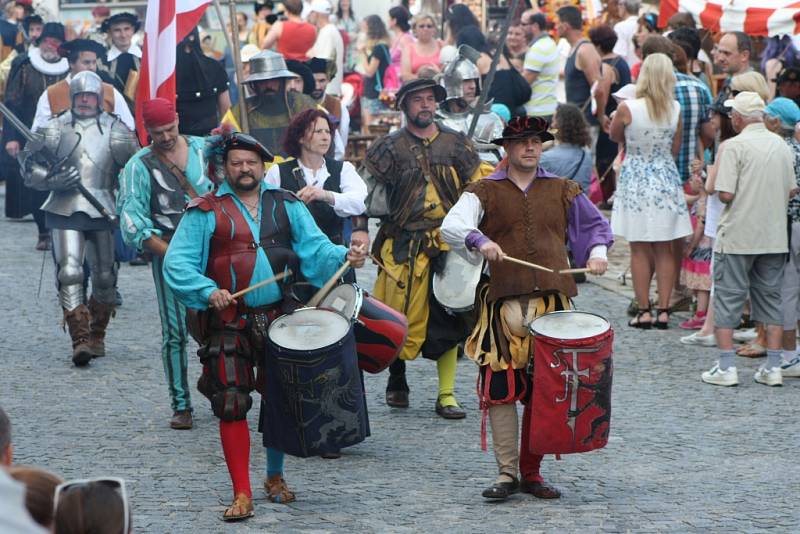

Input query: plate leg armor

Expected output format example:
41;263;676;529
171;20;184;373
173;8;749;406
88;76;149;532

52;229;86;311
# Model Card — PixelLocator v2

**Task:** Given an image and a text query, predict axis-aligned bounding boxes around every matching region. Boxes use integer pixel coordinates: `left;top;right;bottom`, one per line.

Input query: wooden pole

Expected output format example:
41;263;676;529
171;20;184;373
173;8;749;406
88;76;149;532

212;0;250;132
467;0;521;138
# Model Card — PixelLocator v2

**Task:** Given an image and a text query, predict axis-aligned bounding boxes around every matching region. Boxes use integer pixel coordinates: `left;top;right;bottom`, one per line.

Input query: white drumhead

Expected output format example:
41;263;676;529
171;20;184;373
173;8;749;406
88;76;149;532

433;252;482;311
529;311;610;340
320;284;360;320
268;308;351;350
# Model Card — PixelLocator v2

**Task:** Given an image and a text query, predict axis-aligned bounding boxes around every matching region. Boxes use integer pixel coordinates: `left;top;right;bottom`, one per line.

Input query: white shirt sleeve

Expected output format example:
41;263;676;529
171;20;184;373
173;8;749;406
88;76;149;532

440;191;485;265
333;129;344;160
588;245;608;261
330;161;366;217
112;88;135;130
32;91;51;132
338;100;350;145
264;163;281;188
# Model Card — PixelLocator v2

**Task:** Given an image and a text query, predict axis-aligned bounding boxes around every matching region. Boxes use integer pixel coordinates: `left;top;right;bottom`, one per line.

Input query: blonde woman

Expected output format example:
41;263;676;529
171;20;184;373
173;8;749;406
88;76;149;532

730;71;770;102
610;53;692;329
401;13;442;80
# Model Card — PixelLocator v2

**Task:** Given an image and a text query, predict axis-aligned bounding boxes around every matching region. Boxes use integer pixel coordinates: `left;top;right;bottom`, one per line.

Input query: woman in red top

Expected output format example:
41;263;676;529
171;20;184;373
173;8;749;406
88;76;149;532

401;13;443;81
261;0;316;61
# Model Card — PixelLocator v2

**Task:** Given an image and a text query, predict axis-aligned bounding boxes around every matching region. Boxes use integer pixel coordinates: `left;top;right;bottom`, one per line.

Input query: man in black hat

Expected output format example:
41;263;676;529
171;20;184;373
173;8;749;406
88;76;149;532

441;115;612;501
176;27;231;137
364;78;493;419
100;12;141;109
163;131;367;521
31;39;134;131
775;67;800;108
2;21;68;250
307;57;349;147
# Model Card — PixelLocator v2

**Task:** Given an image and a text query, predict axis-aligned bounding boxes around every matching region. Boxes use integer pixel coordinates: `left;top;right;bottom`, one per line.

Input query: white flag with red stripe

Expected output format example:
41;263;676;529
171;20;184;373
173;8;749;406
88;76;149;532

658;0;800;37
135;0;211;144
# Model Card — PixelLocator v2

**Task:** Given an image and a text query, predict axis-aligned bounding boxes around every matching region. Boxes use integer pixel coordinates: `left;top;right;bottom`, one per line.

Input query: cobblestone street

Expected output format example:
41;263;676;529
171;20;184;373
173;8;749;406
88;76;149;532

2;187;799;533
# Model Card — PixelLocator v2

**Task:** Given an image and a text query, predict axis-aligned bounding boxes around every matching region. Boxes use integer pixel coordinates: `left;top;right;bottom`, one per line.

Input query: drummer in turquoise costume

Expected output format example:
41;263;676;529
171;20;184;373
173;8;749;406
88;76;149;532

441;116;613;502
163;132;367;521
117;98;214;431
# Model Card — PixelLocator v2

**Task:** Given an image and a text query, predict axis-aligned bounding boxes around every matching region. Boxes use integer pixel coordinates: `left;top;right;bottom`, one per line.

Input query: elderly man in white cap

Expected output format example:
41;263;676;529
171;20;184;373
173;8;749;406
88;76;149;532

702;91;798;388
306;0;343;96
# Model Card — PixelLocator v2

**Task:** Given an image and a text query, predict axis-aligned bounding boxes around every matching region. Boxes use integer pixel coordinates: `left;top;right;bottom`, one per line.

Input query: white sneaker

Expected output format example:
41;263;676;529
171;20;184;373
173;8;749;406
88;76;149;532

781;357;800;378
680;332;716;347
754;365;783;386
733;328;758;342
701;363;739;386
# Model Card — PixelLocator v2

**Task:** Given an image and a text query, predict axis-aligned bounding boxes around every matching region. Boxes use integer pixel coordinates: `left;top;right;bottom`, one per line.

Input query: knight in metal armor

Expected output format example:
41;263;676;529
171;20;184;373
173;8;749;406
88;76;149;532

221;50;317;158
21;71;139;366
436;49;505;164
117;98;214;430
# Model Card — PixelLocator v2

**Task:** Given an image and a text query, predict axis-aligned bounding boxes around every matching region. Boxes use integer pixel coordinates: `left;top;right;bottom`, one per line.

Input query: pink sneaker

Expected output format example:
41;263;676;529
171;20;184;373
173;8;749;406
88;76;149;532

679;315;706;330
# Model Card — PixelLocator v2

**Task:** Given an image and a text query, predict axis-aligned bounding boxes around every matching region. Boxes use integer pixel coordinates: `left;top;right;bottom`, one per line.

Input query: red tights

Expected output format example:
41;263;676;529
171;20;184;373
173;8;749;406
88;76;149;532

219;420;251;497
520;402;544;483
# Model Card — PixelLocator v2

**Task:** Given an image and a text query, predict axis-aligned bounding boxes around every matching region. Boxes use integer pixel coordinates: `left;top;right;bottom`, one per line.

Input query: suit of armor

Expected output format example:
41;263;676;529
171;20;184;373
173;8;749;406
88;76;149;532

21;71;138;365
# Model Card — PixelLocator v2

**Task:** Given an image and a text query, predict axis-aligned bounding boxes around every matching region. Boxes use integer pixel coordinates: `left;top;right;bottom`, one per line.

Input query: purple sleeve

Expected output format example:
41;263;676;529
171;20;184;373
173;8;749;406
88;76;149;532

567;194;614;266
465;231;490;251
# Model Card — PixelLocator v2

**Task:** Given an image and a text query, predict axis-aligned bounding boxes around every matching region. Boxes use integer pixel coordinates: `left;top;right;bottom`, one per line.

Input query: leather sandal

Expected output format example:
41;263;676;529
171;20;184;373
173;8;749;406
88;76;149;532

653;309;670;330
628;310;652;329
264;474;296;504
482;473;519;500
736;342;766;358
222;492;254;521
520;479;562;499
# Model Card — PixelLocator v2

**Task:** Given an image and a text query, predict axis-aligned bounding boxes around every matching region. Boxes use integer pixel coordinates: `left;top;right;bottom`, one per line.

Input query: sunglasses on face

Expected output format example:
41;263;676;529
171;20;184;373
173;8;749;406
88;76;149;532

416;24;434;29
54;477;130;534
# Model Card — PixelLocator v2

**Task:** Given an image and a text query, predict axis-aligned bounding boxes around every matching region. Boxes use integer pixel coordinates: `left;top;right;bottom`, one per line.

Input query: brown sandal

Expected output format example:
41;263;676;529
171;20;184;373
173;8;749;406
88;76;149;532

222;492;254;521
264;474;296;504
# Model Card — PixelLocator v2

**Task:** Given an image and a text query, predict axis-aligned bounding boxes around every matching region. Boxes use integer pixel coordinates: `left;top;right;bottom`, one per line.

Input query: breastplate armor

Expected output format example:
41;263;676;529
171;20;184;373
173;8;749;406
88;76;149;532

437;109;504;164
40;114;120;218
141;151;187;235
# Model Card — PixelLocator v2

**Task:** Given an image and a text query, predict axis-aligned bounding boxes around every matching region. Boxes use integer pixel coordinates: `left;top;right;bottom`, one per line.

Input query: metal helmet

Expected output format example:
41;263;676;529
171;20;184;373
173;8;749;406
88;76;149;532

69;71;103;111
244;50;299;84
440;56;481;102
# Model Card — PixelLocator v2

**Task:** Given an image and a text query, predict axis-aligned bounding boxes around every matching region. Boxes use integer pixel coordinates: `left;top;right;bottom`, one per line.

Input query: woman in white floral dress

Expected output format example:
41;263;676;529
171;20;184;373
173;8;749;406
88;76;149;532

610;53;692;329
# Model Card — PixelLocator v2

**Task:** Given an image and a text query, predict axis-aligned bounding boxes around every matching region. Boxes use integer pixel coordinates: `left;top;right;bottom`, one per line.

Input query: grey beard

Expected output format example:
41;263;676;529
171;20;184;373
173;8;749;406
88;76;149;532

410;112;434;128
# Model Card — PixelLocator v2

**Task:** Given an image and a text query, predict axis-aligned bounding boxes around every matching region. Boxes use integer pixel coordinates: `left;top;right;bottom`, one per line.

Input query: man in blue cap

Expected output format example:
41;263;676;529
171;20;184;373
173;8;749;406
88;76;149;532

763;96;800;379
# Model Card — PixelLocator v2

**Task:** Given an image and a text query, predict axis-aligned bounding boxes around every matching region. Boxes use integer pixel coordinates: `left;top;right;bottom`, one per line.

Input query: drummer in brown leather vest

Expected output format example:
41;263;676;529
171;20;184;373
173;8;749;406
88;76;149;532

441;116;614;501
364;78;494;418
31;38;135;132
163;132;367;521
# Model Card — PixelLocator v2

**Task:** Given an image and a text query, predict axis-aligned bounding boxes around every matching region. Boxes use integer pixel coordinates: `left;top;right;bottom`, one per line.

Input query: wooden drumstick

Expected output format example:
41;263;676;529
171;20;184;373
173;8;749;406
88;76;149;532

209;270;292;306
502;255;554;273
558;267;592;274
308;245;366;307
370;254;406;289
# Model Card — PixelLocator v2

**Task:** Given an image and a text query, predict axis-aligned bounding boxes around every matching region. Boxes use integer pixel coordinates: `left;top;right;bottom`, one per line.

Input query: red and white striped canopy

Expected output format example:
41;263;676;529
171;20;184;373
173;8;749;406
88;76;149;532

658;0;800;37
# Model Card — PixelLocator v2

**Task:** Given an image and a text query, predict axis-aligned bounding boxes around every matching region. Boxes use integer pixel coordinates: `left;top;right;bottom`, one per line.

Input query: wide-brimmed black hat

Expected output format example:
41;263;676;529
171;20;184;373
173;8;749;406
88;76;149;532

101;12;141;33
491;116;554;145
775;67;800;84
285;59;315;95
224;132;274;162
36;22;65;45
58;39;107;62
22;14;42;33
395;78;447;110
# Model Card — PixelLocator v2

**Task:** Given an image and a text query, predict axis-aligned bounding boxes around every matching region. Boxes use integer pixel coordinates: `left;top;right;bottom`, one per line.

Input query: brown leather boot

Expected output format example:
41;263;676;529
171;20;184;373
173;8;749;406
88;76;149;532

64;305;92;366
88;297;115;358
